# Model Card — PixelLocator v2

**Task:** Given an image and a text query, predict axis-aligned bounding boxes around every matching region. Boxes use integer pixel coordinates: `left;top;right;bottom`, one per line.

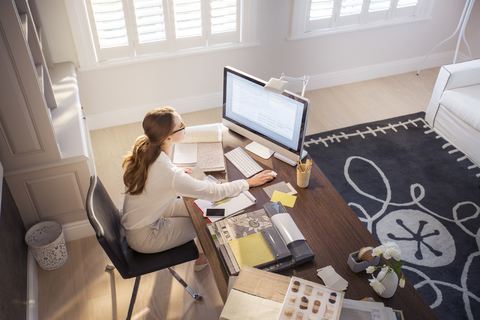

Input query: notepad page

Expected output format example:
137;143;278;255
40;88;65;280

228;232;276;269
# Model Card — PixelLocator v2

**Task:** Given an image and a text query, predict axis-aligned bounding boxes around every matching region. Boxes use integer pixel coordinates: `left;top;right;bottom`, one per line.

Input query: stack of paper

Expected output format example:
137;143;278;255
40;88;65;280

339;299;402;320
173;143;197;167
173;123;225;172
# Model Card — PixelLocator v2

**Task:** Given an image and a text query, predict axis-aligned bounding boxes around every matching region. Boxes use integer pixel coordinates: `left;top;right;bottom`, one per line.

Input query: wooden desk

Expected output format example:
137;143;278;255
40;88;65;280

184;127;439;320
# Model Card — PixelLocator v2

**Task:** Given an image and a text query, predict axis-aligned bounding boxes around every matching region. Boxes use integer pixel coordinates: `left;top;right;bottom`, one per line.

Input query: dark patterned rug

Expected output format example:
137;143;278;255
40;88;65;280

304;112;480;320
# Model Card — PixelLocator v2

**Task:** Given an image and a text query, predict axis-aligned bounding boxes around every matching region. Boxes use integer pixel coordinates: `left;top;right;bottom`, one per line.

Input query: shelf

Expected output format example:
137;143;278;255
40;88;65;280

20;13;27;38
44;68;57;110
35;63;43;94
18;0;58;109
50;62;91;160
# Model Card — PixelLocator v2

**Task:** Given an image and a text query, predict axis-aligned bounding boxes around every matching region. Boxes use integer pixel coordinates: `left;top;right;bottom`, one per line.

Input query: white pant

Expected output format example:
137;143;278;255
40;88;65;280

125;197;203;254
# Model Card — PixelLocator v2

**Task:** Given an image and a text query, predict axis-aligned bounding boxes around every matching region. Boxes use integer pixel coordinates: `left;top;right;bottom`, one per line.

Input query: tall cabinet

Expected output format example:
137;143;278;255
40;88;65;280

0;0;94;231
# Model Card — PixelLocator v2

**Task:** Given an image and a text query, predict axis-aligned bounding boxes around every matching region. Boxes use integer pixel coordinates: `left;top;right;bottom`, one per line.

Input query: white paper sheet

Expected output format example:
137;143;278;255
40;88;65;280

317;265;349;291
220;289;282;320
173;143;197;164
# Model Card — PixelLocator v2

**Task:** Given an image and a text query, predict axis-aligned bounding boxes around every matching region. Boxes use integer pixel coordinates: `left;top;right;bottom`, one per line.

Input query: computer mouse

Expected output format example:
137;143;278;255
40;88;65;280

266;171;277;176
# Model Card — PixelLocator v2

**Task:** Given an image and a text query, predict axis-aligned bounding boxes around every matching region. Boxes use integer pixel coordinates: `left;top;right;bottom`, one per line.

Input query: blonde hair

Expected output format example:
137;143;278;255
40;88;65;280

122;107;177;195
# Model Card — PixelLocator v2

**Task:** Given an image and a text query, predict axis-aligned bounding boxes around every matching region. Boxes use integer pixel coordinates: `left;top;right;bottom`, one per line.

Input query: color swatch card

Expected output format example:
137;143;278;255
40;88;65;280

263;181;297;198
270;190;297;208
278;277;344;320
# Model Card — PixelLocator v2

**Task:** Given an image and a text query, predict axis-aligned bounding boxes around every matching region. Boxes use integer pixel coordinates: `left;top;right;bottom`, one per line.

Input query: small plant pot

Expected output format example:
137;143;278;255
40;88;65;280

347;251;380;273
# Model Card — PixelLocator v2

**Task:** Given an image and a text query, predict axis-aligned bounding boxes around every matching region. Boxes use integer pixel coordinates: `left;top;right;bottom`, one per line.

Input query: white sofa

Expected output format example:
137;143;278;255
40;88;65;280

425;59;480;165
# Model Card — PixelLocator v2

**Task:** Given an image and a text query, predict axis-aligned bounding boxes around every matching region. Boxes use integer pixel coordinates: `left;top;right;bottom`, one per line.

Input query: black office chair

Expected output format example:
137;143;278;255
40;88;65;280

85;175;203;320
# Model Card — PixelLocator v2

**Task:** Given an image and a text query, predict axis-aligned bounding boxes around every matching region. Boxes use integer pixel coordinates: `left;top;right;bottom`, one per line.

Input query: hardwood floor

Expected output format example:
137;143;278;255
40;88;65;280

38;68;439;320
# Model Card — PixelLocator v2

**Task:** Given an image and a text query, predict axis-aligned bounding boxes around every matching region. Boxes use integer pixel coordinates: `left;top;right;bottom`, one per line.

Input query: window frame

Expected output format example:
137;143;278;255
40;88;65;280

289;0;434;41
65;0;256;69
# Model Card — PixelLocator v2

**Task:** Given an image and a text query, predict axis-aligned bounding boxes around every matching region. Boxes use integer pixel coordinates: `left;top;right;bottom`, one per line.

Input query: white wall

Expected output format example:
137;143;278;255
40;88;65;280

38;0;480;130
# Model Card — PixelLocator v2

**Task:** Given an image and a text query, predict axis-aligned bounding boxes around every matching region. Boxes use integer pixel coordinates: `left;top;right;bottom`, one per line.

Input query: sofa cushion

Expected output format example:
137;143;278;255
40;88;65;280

440;84;480;131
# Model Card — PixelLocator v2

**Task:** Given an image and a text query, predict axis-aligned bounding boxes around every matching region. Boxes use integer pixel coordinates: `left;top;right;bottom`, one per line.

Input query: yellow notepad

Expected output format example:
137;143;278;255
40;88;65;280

228;232;276;269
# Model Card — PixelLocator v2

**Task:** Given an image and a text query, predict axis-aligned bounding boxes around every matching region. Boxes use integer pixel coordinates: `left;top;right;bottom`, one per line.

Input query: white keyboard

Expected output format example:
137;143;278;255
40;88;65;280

224;147;263;178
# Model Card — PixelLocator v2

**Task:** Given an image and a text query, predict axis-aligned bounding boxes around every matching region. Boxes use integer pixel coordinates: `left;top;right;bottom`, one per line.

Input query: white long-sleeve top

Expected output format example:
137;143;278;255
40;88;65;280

121;151;249;230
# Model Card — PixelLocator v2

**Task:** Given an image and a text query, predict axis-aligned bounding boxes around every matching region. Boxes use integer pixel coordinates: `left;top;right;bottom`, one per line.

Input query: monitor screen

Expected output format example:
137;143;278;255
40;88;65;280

222;66;310;165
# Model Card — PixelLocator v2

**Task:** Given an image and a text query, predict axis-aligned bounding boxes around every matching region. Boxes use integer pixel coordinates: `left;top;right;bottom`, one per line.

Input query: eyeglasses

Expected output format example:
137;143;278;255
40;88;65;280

172;121;186;135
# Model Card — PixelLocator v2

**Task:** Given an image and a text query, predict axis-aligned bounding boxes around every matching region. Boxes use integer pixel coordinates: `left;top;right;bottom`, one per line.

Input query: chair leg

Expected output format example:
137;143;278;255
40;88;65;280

167;267;204;302
126;276;141;320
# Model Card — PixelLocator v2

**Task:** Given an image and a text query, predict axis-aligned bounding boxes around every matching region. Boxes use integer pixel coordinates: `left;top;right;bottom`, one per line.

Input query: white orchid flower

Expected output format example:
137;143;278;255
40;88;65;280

372;245;384;257
366;266;376;274
369;277;385;294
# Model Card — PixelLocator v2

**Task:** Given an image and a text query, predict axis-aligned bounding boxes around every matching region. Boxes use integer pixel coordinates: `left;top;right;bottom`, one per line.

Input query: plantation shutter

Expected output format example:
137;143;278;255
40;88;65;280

305;0;336;32
170;0;207;50
336;0;365;27
394;0;419;18
130;0;170;55
305;0;421;32
86;0;135;61
208;0;240;46
365;0;392;23
86;0;241;60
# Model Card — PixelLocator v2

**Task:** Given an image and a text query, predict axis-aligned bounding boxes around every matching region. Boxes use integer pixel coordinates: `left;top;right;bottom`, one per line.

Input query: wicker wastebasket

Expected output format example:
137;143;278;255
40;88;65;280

25;221;68;270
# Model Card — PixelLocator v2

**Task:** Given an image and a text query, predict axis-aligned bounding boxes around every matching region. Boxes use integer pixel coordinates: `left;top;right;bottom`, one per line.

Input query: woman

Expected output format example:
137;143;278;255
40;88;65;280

122;107;275;271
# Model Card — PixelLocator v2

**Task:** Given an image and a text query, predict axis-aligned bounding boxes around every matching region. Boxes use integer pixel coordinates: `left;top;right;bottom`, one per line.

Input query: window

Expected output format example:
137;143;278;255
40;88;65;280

66;0;255;67
290;0;433;40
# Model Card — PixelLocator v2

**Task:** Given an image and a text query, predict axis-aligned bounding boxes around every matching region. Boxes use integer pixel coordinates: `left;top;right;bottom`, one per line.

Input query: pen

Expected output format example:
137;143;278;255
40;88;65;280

306;159;312;172
214;198;231;206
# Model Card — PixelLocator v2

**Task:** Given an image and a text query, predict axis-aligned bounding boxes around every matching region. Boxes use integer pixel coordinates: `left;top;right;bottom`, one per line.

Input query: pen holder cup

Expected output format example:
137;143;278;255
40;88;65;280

347;251;380;273
297;164;311;188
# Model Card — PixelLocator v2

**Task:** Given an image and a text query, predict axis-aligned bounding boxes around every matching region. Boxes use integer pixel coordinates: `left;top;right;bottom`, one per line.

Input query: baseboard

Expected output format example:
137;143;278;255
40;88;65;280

85;51;468;130
27;250;38;320
62;219;95;242
304;51;463;92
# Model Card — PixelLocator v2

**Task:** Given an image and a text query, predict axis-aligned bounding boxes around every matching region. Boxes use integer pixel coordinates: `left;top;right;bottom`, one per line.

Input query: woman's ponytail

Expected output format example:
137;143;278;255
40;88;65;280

123;107;176;195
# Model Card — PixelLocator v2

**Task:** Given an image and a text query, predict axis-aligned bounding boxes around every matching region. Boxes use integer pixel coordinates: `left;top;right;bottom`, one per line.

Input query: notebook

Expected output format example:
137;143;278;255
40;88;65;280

194;191;257;222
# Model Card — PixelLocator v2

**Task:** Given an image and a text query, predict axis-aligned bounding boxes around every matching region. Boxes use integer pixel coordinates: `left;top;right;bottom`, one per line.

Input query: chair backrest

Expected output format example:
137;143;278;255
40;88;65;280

86;175;130;277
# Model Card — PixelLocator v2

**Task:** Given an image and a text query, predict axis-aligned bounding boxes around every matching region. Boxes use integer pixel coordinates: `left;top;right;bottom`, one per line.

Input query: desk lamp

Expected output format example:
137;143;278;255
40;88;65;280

264;74;310;97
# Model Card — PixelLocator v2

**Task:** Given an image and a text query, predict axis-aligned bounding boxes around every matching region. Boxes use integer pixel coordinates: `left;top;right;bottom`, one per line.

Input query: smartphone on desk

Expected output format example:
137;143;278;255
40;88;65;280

205;208;226;217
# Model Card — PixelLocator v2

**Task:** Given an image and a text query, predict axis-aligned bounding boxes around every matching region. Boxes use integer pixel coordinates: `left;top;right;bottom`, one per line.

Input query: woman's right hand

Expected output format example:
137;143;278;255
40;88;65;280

247;170;276;188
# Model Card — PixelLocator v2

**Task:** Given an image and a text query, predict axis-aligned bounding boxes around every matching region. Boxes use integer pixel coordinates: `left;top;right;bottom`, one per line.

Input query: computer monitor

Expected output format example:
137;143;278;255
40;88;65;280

222;66;310;166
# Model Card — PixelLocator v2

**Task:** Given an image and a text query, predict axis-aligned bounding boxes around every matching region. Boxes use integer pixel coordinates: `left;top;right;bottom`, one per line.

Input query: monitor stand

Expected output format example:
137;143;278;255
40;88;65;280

274;150;308;166
245;141;308;166
245;141;274;159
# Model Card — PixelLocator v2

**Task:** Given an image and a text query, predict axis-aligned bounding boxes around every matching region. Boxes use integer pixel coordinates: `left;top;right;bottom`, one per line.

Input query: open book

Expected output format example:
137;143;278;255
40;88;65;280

173;123;225;172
